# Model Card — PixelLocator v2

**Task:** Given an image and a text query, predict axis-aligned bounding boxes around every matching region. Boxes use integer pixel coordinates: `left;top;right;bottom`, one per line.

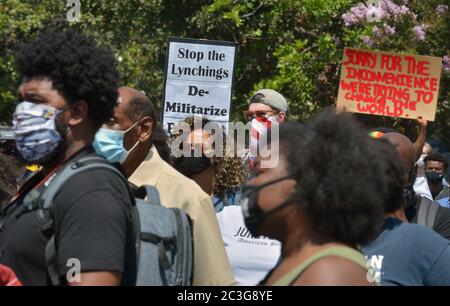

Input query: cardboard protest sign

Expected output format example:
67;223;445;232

162;37;238;135
337;48;443;121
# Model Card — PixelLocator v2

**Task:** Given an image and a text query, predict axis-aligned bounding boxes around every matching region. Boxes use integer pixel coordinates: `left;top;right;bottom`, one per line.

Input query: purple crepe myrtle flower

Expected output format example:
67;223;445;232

436;5;448;16
413;25;426;41
362;36;374;48
384;24;396;36
372;25;382;38
443;55;450;72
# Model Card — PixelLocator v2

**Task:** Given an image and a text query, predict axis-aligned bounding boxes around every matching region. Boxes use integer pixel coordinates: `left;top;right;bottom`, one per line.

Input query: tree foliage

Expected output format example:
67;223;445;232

1;0;449;146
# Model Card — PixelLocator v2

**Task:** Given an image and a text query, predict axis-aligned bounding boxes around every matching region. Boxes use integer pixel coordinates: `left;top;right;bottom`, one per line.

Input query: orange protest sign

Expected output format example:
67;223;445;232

337;48;443;121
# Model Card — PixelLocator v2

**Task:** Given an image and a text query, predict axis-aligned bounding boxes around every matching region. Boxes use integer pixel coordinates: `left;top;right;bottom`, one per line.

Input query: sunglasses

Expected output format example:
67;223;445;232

243;110;279;121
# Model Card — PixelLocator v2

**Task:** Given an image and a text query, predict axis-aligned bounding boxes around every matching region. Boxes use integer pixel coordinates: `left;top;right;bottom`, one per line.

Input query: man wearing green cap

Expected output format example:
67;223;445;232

244;89;288;123
243;89;288;177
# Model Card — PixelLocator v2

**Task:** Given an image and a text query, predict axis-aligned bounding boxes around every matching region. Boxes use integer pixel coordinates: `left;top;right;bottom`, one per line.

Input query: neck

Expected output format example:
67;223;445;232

277;211;309;258
386;208;409;223
41;140;88;176
122;142;151;178
429;183;443;196
191;165;215;195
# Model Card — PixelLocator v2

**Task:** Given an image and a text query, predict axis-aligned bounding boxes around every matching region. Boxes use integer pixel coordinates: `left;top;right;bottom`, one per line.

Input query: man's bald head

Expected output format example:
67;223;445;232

118;86;147;103
117;86;156;124
382;132;416;171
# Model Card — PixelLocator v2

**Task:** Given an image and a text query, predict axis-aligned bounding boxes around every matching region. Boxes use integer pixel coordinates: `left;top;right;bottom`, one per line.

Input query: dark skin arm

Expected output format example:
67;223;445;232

68;271;121;286
292;257;374;286
413;117;427;162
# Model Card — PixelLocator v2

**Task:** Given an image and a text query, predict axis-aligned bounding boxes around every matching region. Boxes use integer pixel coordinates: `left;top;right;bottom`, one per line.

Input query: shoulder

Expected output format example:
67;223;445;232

54;160;131;214
391;222;449;253
396;222;443;240
159;160;211;199
294;256;371;286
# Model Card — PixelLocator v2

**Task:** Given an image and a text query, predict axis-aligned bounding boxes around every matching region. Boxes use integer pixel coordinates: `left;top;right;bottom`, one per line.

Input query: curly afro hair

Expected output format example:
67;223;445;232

372;138;406;214
276;109;389;246
16;27;120;128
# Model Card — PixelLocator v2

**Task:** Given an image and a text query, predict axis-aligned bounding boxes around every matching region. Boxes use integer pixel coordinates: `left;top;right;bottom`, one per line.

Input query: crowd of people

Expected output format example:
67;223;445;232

0;27;449;286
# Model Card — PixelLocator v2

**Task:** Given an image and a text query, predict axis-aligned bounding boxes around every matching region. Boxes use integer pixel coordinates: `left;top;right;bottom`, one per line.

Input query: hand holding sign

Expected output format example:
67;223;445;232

415;116;428;129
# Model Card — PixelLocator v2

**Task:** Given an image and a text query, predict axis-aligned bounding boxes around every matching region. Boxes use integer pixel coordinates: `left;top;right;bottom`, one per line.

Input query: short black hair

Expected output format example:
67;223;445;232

16;27;120;128
424;153;449;170
275;109;388;246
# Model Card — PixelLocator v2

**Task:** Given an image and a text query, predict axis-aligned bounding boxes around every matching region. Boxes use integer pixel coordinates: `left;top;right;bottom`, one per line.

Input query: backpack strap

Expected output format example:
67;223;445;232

417;197;439;229
45;236;59;285
37;156;125;234
135;185;162;206
36;155;130;285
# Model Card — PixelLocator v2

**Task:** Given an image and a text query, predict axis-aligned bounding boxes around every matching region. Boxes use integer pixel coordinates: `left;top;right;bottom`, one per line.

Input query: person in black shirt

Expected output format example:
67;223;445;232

423;153;449;201
381;132;450;241
0;27;134;285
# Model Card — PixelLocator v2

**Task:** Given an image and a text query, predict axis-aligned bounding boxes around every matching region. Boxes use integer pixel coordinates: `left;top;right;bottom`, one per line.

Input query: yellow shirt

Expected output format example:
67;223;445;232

129;146;235;285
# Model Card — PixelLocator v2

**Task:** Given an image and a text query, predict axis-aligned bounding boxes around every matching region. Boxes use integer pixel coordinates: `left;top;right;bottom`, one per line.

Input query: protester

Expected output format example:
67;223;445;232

362;138;450;285
247;110;387;286
172;117;217;195
244;89;288;178
379;132;450;240
424;153;449;205
415;141;434;198
245;89;288;124
93;90;235;285
0;28;135;285
93;87;171;176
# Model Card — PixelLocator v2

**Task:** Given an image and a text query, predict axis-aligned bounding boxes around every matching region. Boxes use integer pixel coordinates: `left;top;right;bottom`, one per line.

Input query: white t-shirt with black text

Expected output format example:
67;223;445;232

216;206;281;285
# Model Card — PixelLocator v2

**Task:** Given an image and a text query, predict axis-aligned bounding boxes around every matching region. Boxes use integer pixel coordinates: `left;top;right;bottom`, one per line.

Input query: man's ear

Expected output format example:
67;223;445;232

68;101;89;126
277;112;287;122
138;117;153;142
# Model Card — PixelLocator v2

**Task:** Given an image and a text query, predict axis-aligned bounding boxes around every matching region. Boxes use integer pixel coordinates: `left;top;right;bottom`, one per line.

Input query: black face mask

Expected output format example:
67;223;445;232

425;171;444;185
241;176;295;238
175;149;212;177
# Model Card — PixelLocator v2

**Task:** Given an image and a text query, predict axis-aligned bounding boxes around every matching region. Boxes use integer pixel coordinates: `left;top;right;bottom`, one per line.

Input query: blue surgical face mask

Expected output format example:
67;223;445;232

92;120;140;163
13;101;68;163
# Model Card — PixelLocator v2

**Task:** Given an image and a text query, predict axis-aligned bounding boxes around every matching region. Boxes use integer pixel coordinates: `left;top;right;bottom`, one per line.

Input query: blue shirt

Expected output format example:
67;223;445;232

437;197;450;208
362;217;450;286
212;191;241;213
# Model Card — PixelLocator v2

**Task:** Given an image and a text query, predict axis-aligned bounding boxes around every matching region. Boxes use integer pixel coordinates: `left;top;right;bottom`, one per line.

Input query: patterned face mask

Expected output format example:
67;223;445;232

248;114;279;168
13;101;67;163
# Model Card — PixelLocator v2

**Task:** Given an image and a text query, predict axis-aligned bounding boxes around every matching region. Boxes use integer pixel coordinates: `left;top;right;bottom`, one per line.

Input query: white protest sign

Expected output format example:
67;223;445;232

162;37;237;135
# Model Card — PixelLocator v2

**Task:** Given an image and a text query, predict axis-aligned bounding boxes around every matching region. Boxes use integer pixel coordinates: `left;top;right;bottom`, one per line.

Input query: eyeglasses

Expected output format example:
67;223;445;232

243;110;279;121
